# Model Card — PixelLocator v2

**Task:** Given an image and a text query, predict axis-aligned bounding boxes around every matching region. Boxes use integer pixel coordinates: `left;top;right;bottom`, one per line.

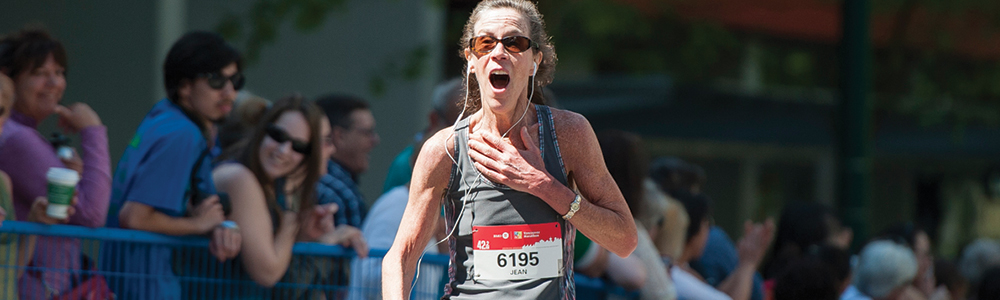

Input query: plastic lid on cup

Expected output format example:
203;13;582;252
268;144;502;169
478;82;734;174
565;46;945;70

46;167;80;185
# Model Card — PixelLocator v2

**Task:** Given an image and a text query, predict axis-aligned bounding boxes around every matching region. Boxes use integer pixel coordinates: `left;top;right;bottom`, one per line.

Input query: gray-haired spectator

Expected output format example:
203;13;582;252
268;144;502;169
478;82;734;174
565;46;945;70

844;240;918;300
217;91;271;153
959;239;1000;296
381;78;464;193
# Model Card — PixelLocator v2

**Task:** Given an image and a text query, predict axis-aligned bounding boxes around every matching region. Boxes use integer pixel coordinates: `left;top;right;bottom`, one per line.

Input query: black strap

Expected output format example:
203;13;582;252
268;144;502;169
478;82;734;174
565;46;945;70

185;148;211;211
274;177;288;211
73;254;98;285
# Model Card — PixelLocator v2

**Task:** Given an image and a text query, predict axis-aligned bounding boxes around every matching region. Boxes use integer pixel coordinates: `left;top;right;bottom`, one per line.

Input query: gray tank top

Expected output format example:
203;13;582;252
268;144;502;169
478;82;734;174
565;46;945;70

443;105;576;300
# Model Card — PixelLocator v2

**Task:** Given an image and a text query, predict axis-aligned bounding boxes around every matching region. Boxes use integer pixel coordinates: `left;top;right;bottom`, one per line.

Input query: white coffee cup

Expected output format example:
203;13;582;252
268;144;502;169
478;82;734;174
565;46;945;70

46;167;80;219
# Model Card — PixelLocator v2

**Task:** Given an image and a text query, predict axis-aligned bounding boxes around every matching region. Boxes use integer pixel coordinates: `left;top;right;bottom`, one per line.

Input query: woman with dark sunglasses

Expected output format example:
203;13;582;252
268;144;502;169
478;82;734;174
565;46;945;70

383;1;638;299
211;95;337;296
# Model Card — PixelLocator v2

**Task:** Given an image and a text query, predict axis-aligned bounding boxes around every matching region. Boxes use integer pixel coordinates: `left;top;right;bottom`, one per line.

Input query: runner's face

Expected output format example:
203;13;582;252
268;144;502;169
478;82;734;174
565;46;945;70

467;8;540;117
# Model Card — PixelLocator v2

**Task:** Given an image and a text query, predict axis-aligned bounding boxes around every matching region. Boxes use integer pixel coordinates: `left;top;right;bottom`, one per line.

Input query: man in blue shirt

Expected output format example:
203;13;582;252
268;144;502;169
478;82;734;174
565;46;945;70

104;31;243;300
691;226;766;300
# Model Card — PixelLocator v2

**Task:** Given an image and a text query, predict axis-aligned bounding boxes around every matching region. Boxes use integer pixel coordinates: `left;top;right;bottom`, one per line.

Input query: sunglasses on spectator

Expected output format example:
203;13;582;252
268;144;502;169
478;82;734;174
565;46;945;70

265;125;310;154
197;72;245;90
468;35;538;57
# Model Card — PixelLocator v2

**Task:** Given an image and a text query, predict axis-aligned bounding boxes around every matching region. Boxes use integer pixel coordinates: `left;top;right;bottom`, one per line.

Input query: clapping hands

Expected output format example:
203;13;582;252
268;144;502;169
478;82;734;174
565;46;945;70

736;218;775;267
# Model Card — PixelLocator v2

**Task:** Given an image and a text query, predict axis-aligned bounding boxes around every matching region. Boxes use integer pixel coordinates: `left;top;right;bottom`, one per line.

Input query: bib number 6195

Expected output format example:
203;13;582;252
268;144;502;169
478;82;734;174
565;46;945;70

497;251;539;267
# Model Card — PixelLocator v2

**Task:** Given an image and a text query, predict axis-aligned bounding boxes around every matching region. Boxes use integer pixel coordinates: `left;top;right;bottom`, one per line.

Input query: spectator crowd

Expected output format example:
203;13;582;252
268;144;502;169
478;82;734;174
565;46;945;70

0;22;999;300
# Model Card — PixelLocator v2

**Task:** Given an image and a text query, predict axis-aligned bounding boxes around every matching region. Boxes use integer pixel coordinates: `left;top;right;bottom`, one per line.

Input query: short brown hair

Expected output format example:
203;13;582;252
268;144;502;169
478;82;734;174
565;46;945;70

0;27;68;78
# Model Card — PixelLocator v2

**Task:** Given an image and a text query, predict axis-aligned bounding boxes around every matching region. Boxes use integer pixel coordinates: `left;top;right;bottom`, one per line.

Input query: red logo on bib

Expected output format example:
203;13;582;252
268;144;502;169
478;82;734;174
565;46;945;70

473;222;561;250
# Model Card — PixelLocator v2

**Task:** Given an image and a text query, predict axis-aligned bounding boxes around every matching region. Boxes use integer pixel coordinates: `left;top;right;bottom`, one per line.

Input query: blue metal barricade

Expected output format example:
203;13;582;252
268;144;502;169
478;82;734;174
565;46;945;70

0;221;636;299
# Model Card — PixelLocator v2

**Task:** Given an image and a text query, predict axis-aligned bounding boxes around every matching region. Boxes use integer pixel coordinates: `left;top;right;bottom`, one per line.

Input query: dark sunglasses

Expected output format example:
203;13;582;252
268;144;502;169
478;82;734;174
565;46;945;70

198;72;245;90
265;125;310;154
468;35;538;57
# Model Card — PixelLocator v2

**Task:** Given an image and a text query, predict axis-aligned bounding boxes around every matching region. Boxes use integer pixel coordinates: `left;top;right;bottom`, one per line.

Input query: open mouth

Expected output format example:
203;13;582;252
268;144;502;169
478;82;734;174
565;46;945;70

489;70;510;90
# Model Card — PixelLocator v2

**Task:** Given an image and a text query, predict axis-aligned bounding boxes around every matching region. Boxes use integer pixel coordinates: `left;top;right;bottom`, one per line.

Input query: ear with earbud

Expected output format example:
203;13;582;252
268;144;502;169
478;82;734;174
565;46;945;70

532;62;538;77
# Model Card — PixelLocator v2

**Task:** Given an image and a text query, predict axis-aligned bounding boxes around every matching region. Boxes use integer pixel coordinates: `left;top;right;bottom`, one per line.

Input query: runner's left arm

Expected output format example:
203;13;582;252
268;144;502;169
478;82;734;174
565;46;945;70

538;110;638;257
466;110;637;257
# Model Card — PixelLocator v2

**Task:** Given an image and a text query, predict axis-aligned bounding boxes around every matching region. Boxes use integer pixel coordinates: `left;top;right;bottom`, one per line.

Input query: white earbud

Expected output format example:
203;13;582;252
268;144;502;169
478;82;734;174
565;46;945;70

532;62;538;77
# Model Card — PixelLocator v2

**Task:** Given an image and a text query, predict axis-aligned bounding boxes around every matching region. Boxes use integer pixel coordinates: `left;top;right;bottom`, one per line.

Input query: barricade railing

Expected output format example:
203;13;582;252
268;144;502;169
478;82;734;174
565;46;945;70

0;221;636;299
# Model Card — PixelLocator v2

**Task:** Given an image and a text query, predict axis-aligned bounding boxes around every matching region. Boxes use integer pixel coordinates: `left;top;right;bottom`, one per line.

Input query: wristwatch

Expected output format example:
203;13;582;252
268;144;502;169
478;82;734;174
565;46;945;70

562;194;582;220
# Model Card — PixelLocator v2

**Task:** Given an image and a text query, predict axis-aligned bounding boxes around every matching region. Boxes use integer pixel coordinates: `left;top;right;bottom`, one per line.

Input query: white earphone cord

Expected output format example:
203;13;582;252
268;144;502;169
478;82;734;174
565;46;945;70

410;69;536;298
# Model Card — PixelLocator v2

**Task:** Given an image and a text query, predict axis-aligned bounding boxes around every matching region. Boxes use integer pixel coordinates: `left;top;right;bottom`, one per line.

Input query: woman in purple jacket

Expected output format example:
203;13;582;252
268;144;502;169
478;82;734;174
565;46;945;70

0;28;111;298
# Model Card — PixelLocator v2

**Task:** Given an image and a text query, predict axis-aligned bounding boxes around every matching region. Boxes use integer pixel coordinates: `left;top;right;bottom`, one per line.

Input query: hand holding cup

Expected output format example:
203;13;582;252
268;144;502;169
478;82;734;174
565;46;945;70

30;196;77;224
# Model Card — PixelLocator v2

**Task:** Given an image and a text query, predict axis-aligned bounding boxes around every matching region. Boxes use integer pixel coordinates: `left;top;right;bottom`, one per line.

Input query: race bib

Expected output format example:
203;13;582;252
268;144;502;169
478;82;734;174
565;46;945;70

472;222;563;280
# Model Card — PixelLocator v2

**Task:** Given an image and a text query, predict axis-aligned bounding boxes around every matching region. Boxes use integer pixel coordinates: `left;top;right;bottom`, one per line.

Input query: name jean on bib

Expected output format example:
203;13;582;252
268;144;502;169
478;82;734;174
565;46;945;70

472;222;563;280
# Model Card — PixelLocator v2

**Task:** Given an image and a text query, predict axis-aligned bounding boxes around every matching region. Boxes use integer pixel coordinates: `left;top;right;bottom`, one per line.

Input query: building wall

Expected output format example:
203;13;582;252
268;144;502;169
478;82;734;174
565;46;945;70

187;0;447;202
2;0;447;204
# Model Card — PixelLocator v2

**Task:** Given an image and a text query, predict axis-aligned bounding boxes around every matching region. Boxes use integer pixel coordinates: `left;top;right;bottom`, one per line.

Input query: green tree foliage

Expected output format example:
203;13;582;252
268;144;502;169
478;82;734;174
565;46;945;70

219;0;1000;125
873;0;1000;128
536;0;741;81
537;0;1000;128
216;0;434;96
215;0;350;63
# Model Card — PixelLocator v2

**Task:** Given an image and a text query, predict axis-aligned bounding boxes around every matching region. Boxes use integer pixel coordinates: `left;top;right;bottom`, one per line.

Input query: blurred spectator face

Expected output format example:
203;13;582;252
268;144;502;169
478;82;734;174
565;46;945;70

959;239;1000;290
654;197;689;259
688;220;710;260
178;62;238;123
259;110;311;179
319;117;335;175
428;78;465;134
0;73;14;133
11;54;65;121
913;231;933;284
332;108;379;174
820;213;853;250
